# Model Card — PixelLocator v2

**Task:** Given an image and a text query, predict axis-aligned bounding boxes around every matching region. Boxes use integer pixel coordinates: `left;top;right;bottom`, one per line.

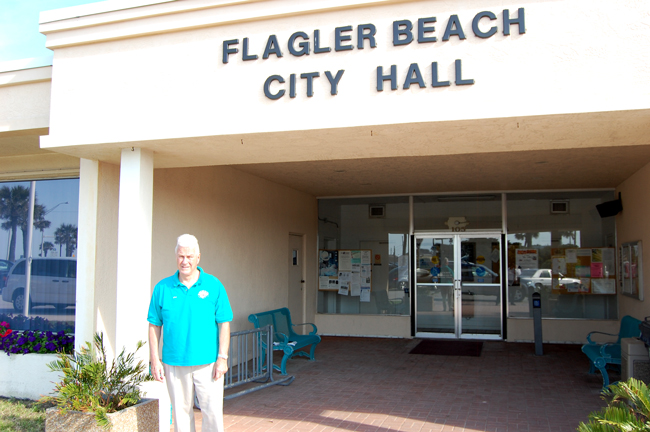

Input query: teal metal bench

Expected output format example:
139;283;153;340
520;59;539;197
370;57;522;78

248;307;321;375
581;315;642;389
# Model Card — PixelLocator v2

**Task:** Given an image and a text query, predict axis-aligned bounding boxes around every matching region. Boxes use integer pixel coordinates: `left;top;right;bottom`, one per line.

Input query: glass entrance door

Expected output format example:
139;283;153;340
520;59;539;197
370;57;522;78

415;233;503;339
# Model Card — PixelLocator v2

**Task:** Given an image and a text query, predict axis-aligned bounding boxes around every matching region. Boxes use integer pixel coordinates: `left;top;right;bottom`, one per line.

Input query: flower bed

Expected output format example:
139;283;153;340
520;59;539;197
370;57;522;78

0;329;74;356
0;316;73;399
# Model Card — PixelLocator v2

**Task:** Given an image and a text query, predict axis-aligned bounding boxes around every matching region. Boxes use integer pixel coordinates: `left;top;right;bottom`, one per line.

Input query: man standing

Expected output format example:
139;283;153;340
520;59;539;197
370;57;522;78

148;234;233;432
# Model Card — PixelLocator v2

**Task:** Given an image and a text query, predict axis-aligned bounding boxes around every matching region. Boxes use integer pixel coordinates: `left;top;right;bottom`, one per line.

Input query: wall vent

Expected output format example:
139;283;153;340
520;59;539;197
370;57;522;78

550;200;569;214
369;205;385;219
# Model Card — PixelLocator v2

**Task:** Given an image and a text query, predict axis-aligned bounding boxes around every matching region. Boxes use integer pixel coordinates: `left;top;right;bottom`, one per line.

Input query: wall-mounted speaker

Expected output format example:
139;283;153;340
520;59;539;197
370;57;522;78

596;193;622;218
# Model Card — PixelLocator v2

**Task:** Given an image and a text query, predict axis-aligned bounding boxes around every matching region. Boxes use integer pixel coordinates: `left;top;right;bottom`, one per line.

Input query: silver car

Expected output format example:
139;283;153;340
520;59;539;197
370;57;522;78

2;258;76;313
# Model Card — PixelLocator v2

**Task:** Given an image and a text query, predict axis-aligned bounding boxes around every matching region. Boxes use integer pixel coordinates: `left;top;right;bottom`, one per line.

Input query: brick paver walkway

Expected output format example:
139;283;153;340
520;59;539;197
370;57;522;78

176;336;609;431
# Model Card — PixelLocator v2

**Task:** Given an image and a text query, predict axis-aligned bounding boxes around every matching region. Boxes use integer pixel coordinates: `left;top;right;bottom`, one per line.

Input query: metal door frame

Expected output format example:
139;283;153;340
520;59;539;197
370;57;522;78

414;231;504;340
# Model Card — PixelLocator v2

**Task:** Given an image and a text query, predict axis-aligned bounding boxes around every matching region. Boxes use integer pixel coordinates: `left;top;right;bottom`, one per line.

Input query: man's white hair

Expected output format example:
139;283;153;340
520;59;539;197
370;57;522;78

175;234;200;254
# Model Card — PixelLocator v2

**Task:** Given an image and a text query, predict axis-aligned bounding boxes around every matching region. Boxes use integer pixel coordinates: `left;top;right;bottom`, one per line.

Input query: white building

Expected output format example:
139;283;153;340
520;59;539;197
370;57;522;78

1;0;649;366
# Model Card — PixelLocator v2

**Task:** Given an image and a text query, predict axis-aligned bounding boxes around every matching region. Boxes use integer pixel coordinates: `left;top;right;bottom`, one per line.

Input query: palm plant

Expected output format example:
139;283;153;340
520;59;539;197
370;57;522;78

54;223;77;257
41;332;153;430
0;185;29;262
20;202;49;258
577;378;650;432
41;241;55;257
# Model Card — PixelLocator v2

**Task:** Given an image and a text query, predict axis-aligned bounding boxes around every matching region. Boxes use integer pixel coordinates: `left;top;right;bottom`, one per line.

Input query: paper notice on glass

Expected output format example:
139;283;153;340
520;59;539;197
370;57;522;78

338;271;351;284
516;249;539;269
361;265;371;279
591;262;604;278
579;278;591;293
360;288;371;302
351;271;360;285
350;283;361;296
338;283;349;296
592;278;616;294
328;279;339;289
339;250;352;271
361;250;371;265
565;249;578;264
398;254;408;267
552;257;567;275
319;276;330;290
351;250;361;264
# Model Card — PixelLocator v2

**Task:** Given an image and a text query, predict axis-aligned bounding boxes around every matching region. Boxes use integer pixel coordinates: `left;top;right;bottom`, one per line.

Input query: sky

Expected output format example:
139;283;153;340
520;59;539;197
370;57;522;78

0;0;104;63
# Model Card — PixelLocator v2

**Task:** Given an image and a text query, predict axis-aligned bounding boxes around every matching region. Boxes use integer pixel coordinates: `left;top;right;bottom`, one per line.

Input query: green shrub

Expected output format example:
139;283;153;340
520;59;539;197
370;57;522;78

40;332;153;430
577;378;650;432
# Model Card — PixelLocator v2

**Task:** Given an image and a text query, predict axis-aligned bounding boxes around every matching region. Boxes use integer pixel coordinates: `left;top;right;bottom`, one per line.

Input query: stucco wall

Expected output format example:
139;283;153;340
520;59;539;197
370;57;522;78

315;314;410;338
0;67;51;133
615;161;650;321
94;161;120;356
150;165;318;331
41;0;650;161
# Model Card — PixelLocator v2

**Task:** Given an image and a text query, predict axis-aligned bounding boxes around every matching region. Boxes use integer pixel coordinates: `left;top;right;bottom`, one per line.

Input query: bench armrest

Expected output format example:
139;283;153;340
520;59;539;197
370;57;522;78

599;342;621;359
293;322;318;335
273;331;290;345
586;331;617;345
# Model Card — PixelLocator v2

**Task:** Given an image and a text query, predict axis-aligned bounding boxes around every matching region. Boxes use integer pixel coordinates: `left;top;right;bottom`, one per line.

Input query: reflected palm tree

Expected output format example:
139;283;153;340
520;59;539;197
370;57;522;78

41;241;55;257
55;223;77;257
20;203;49;258
0;185;53;262
513;232;540;247
0;185;29;261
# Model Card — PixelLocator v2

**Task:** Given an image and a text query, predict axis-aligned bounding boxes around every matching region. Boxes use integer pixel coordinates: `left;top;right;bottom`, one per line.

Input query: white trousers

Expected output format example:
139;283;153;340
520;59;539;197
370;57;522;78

163;363;225;432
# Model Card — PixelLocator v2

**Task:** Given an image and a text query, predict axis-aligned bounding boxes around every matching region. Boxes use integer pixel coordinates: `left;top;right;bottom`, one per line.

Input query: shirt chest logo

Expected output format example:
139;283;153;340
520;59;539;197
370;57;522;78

198;290;209;299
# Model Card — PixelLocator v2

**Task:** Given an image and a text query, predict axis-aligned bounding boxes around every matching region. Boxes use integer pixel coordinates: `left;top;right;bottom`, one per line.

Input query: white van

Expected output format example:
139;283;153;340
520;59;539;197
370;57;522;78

1;258;76;313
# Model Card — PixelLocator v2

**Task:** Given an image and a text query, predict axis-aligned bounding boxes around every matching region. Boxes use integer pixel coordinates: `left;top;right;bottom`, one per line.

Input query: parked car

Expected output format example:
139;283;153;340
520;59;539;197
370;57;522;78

0;259;12;293
519;268;583;293
2;258;77;313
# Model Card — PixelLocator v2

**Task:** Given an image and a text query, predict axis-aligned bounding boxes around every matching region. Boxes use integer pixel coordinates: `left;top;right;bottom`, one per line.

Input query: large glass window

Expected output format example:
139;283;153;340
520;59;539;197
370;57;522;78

0;179;79;331
318;197;410;315
506;191;617;319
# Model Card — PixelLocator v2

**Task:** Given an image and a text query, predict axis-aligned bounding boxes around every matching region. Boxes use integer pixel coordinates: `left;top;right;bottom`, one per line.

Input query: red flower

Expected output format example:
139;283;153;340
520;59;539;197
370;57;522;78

0;321;11;337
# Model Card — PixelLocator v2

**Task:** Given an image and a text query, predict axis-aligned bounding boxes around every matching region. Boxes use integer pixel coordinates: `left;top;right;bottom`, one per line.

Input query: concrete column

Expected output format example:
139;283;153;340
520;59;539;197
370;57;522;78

115;148;153;356
75;159;99;352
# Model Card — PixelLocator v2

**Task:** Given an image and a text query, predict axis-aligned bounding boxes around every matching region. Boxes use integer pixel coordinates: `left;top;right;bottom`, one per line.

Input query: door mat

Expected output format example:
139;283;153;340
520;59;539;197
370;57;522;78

409;340;483;357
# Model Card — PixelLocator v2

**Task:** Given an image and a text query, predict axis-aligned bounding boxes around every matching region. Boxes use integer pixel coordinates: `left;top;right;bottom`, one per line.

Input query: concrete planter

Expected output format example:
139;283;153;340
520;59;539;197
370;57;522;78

45;398;159;432
0;353;61;400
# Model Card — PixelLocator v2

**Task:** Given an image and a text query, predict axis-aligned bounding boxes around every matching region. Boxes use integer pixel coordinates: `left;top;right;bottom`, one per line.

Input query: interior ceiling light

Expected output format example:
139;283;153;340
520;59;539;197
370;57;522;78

437;195;496;202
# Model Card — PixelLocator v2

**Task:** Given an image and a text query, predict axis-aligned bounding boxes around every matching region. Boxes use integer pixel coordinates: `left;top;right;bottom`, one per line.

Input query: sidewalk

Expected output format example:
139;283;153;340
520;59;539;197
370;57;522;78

181;336;608;431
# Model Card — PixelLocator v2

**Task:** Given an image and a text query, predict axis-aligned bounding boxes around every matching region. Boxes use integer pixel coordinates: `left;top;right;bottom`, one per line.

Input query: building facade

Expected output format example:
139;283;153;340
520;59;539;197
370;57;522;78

1;0;650;365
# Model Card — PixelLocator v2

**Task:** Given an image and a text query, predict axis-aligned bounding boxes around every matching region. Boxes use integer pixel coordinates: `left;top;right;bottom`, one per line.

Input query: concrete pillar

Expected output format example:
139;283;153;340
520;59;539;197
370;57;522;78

75;159;99;352
115;148;153;356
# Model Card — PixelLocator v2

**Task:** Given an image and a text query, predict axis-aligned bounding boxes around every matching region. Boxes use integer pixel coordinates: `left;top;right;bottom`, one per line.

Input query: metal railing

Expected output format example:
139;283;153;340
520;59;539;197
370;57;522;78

223;324;294;400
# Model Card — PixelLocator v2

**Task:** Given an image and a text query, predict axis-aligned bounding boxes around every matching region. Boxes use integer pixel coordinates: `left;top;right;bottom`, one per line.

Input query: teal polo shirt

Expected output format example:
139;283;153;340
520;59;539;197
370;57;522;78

147;267;233;366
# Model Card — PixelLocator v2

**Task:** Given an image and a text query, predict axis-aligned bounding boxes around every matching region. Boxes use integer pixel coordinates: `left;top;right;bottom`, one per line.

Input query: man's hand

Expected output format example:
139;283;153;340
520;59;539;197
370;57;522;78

148;324;165;383
151;358;165;383
213;357;228;380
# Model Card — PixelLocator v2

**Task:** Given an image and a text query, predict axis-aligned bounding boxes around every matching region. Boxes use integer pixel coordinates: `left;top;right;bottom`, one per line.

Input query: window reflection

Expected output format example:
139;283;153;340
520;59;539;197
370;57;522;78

318;197;410;315
506;191;617;319
0;179;79;331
